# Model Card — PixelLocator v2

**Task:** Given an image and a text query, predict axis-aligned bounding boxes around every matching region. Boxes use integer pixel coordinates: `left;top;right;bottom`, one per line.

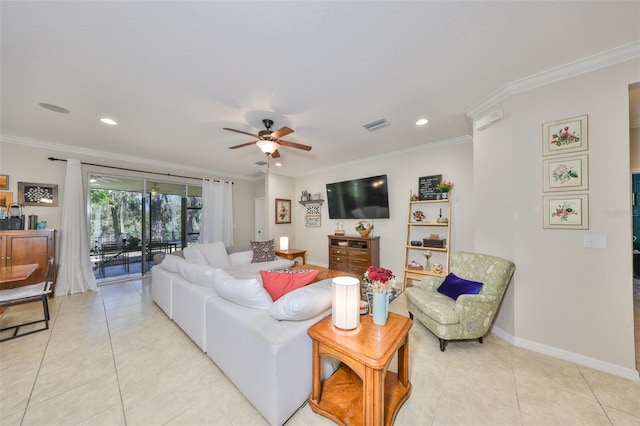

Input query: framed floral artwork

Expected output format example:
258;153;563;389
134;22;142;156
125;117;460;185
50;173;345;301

543;154;588;192
0;175;7;191
18;182;58;207
275;198;291;224
543;194;589;229
542;114;588;156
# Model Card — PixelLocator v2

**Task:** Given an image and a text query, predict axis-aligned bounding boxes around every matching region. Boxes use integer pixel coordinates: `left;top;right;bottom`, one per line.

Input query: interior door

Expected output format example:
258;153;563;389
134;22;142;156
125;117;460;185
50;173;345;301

255;197;265;241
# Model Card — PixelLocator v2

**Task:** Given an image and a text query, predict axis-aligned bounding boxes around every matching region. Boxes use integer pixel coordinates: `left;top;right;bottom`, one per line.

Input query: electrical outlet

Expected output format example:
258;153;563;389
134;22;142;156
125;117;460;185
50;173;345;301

583;234;607;249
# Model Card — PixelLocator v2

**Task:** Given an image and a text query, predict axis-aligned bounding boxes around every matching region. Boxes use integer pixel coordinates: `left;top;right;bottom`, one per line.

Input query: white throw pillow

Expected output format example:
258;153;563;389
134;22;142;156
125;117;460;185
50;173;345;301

159;254;186;273
177;262;217;288
183;245;208;265
228;250;253;266
199;241;232;269
212;269;273;309
268;279;332;321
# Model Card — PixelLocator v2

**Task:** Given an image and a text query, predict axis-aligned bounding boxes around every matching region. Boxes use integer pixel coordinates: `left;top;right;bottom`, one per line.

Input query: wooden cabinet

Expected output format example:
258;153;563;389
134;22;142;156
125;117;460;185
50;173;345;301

328;235;379;276
0;230;56;291
403;191;451;290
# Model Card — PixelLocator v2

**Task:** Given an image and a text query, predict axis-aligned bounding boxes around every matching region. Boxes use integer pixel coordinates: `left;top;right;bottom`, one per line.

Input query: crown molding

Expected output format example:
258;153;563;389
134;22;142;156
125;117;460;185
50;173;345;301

0;133;256;181
466;40;640;119
293;134;472;178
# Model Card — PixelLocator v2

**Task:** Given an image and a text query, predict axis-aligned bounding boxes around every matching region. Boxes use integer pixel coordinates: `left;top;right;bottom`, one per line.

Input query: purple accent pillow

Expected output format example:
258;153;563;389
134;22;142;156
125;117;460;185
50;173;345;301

437;273;484;300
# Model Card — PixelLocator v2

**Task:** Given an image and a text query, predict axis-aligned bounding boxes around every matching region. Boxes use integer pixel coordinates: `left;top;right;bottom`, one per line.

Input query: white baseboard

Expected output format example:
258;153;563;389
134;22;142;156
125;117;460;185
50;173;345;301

491;326;640;382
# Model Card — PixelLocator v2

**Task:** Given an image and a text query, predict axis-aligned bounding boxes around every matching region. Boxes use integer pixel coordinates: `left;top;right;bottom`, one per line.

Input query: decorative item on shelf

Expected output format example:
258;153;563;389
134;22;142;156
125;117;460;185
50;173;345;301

407;261;423;271
337;241;348;247
432;262;444;274
436;207;448;223
423;236;446;248
437;181;454;200
331;276;361;330
334;222;345;236
412;210;425;222
410;240;422;246
410;194;419;201
355;220;373;238
363;266;397;325
301;190;310;202
423;250;432;271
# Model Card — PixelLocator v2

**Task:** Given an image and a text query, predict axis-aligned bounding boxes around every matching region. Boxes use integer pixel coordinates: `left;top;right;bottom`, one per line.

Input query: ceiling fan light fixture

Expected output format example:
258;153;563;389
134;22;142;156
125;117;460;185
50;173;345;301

256;140;280;155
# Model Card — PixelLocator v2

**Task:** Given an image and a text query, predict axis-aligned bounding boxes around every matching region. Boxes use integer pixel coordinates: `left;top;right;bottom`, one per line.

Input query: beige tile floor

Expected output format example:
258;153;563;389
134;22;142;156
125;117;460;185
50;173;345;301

1;277;640;426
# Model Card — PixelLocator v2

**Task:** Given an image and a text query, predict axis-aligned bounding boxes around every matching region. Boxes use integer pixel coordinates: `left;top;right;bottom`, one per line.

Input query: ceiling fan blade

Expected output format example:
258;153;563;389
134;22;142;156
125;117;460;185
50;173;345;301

270;126;294;140
223;128;261;138
271;150;281;158
278;139;312;151
228;141;257;149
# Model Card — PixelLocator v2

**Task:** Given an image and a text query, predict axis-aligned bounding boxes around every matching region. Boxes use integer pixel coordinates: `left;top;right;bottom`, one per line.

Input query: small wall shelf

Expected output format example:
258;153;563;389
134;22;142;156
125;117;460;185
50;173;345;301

298;199;324;206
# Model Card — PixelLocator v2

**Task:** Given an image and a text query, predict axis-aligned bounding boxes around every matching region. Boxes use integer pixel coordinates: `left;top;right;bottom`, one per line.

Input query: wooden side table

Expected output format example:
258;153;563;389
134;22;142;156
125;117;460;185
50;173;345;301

308;312;412;425
274;248;307;265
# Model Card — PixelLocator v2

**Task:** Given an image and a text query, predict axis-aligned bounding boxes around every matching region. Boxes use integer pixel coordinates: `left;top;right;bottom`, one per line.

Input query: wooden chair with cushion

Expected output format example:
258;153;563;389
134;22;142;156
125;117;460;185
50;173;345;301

0;257;54;342
405;251;515;351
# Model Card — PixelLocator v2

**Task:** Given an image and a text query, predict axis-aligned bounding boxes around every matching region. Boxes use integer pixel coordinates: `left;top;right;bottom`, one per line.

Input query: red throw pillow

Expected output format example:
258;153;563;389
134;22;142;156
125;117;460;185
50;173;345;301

260;269;320;301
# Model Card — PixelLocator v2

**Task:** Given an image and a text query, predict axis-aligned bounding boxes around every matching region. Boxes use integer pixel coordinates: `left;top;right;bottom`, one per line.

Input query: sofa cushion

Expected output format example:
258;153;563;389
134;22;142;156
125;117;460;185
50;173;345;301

177;262;217;288
437;272;484;300
183;245;209;265
199;241;232;269
212;269;273;309
229;250;253;266
158;253;186;273
260;269;320;301
268;278;332;321
251;239;277;263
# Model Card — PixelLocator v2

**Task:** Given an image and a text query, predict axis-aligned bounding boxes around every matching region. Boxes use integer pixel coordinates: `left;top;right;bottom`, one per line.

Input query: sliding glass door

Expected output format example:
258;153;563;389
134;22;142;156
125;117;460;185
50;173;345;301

89;174;201;283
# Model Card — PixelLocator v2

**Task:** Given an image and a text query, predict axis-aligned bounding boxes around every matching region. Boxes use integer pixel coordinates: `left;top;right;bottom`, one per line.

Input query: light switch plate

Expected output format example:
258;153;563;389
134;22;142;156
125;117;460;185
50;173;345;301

583;234;607;249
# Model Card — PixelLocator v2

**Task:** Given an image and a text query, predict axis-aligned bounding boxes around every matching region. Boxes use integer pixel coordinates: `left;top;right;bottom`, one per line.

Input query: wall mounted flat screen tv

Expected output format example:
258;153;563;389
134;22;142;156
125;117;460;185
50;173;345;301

326;174;390;219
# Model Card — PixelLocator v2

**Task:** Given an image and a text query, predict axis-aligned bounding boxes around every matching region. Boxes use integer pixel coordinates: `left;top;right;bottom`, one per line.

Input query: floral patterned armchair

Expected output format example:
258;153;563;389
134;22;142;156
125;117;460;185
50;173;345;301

405;251;515;351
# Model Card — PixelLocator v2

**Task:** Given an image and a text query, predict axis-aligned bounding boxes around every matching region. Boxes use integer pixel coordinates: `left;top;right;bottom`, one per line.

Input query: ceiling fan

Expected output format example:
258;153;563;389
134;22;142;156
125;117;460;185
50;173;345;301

224;119;312;158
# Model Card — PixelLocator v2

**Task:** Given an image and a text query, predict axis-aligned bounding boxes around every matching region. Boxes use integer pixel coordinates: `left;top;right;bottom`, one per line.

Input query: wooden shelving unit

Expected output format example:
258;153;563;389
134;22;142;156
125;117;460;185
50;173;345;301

402;190;451;290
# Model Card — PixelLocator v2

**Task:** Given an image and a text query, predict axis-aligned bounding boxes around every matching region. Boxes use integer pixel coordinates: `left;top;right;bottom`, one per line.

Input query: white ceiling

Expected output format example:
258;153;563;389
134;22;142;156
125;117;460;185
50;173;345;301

2;1;639;180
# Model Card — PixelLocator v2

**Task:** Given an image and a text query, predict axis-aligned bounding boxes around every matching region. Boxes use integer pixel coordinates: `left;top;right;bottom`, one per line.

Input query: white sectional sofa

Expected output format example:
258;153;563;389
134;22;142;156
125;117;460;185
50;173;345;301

151;242;338;426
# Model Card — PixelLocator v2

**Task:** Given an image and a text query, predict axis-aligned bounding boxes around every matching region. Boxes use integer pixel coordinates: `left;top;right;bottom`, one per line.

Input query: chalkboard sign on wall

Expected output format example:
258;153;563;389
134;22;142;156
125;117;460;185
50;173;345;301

418;175;442;200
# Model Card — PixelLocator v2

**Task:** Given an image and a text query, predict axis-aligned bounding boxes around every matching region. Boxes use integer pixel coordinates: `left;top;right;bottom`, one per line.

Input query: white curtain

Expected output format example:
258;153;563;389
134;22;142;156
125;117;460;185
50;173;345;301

200;179;234;246
55;158;98;296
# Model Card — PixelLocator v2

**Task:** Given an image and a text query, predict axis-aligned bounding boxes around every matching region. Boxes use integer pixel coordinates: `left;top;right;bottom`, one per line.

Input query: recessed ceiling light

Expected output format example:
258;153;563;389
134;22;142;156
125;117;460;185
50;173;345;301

100;117;118;125
39;103;70;114
274;162;282;167
416;118;429;126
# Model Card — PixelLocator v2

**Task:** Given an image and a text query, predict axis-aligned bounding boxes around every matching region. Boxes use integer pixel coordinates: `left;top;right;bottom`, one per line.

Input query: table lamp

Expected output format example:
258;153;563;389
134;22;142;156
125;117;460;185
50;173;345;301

331;276;360;330
279;236;289;251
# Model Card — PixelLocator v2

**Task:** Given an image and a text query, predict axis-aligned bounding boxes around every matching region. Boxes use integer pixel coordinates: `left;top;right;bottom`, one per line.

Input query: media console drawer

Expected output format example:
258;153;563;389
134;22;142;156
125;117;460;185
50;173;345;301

327;235;380;276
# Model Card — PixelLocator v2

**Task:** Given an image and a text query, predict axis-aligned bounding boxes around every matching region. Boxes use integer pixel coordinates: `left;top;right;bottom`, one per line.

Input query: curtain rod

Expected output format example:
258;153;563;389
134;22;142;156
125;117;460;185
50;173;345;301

47;157;233;184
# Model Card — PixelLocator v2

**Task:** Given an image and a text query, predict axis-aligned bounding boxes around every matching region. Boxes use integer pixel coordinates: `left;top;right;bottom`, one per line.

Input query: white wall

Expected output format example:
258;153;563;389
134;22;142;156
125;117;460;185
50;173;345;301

266;172;295;247
473;59;639;379
293;138;474;282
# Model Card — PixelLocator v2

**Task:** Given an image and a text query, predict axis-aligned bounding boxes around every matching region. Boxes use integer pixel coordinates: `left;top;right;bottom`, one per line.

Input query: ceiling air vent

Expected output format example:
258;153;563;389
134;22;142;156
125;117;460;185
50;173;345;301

363;118;390;132
255;160;268;166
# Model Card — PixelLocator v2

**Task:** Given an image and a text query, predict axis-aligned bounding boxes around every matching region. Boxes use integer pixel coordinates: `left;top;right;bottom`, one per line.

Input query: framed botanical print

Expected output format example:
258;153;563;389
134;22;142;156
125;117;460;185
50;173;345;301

275;199;291;224
542;114;588;156
543;194;589;230
18;182;58;207
543;154;588;192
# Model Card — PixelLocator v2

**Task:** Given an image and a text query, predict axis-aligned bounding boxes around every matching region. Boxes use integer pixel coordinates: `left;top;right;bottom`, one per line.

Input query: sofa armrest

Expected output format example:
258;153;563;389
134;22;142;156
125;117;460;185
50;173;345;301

454;294;499;333
419;275;445;292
